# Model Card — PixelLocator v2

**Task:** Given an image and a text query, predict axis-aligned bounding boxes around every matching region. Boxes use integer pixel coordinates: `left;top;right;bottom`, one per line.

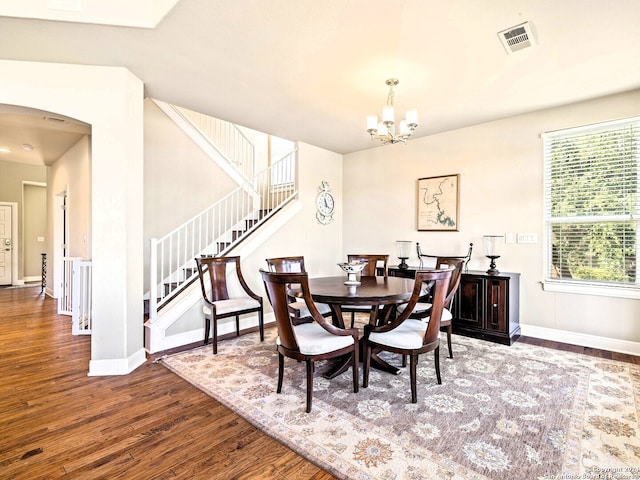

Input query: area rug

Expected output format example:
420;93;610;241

160;325;640;480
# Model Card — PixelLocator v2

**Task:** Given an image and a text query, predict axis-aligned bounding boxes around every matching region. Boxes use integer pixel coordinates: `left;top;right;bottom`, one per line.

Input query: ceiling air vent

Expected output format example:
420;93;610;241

498;21;536;54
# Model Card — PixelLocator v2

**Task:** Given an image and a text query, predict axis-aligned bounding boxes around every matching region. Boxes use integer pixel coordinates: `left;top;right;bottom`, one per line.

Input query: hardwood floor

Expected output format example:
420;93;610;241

0;286;335;479
1;286;638;479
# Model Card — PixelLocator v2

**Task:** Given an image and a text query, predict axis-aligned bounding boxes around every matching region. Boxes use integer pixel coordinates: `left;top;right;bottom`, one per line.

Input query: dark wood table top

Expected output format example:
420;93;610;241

307;275;414;307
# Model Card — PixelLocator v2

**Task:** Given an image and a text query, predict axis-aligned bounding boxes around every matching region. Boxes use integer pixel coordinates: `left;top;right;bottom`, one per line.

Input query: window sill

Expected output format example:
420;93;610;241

541;281;640;300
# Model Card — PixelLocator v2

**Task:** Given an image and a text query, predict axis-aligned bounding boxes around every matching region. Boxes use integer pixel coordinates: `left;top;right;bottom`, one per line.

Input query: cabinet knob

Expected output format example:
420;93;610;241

493;303;498;308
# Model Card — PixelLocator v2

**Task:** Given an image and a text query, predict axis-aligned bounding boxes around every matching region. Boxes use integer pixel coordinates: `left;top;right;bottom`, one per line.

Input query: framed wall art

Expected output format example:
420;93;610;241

417;174;460;231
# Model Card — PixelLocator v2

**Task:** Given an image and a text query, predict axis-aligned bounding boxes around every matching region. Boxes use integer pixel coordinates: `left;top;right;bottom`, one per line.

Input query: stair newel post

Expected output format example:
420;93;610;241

149;238;158;321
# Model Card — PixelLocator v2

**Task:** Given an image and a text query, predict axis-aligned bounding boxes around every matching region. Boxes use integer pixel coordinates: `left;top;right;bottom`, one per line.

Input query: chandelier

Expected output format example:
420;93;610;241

366;78;418;145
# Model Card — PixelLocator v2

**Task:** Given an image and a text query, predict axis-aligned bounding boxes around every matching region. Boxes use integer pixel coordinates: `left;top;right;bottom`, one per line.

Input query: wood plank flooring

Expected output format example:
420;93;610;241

0;286;335;479
1;286;637;479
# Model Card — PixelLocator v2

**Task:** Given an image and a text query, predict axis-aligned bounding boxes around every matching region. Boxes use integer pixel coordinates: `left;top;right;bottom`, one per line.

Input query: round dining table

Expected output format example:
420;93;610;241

304;275;416;378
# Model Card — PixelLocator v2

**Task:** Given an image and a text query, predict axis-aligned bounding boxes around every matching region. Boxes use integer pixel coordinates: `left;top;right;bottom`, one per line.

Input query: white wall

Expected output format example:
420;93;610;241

0;60;145;375
344;89;640;354
249;141;343;278
48;136;92;258
22;183;46;279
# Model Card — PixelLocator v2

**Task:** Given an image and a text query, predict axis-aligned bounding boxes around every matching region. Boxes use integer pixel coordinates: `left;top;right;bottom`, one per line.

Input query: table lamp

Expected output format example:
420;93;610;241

482;235;503;275
396;240;412;269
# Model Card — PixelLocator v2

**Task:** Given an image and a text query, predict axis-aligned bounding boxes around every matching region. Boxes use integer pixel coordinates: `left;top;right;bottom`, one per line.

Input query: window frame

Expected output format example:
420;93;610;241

541;116;640;299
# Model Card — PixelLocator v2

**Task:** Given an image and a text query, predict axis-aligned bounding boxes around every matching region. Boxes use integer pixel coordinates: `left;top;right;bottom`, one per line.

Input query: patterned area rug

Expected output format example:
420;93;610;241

160;326;640;480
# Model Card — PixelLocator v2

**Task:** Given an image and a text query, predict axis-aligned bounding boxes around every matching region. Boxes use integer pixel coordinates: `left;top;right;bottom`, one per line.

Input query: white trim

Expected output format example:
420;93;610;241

541;115;640;138
520;324;640;356
87;347;147;376
151;99;249;188
146;313;276;354
541;280;640;299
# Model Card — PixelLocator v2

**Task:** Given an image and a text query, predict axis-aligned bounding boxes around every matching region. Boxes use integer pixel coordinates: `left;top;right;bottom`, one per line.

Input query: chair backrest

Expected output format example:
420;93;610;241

260;269;326;352
396;269;452;346
435;257;465;308
265;256;306;273
195;256;251;303
347;254;388;277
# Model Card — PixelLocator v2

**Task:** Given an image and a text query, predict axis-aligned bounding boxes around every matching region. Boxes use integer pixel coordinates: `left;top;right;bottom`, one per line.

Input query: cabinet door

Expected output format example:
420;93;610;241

484;278;507;333
456;276;484;329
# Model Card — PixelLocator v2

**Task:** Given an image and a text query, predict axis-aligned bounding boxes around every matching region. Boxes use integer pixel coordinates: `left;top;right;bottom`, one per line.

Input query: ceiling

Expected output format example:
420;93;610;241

1;0;639;166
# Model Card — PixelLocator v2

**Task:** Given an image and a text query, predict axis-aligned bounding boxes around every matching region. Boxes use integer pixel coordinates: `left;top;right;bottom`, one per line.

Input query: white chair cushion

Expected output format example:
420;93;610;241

396;303;452;321
288;300;332;317
279;322;354;355
369;319;428;350
203;297;260;316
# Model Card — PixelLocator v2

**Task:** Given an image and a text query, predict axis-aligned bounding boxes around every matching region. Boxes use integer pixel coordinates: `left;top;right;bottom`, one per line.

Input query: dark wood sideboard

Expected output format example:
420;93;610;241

388;266;521;345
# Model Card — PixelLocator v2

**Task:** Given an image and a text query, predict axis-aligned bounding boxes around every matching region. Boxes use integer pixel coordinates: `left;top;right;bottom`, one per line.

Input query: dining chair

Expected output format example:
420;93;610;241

396;257;465;358
265;256;332;323
343;254;389;327
195;255;264;354
260;269;359;413
363;268;452;403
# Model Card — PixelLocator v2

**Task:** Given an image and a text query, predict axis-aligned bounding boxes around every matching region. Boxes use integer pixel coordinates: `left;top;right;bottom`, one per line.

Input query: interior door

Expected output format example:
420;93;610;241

0;205;12;285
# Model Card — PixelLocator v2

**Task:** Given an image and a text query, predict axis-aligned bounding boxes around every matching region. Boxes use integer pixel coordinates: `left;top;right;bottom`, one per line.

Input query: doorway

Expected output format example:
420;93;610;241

0;204;12;285
0;202;18;286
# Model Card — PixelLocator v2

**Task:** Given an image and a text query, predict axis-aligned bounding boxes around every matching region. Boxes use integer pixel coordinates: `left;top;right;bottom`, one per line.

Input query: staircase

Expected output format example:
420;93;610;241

144;105;298;353
147;150;297;321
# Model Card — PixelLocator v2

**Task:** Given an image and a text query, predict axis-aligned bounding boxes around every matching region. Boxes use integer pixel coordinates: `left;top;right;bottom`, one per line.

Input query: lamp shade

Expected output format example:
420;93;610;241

482;235;503;257
382;105;394;124
396;240;412;258
406;109;418;126
366;115;378;131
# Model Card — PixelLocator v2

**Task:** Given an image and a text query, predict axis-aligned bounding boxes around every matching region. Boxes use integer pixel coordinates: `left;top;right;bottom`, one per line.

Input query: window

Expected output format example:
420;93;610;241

542;116;640;298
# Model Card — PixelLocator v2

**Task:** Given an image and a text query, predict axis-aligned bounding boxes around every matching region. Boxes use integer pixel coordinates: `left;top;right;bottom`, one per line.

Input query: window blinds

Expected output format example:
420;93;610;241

542;117;640;287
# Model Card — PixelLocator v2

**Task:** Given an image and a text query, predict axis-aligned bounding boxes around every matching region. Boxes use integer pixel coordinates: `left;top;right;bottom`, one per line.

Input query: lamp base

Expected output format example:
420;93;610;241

398;258;409;269
486;255;500;275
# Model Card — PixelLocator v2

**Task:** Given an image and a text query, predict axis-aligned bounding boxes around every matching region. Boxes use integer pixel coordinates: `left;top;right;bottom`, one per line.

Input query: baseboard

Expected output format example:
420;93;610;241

520;324;640;357
146;313;276;354
87;347;147;376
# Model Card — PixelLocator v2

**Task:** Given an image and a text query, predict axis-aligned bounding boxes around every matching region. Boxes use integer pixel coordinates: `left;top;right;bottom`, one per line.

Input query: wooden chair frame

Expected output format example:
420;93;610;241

363;269;452;403
260;269;359;413
409;257;465;358
265;256;332;323
195;256;264;354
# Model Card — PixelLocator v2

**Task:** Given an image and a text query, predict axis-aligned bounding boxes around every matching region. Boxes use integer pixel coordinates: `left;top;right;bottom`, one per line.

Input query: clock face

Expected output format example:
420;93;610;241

315;181;335;225
316;191;335;216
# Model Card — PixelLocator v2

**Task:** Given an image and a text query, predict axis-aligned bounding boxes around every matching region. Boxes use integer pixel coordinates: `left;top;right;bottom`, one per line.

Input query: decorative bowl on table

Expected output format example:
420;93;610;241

337;261;366;285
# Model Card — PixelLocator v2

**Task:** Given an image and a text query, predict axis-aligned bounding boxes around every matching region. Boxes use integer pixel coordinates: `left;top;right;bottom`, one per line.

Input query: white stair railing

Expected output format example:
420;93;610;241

71;260;92;335
148;151;297;320
58;256;82;315
173;105;256;180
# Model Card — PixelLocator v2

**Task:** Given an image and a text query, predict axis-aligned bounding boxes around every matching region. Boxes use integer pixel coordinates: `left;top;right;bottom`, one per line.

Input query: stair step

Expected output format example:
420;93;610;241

164;282;183;295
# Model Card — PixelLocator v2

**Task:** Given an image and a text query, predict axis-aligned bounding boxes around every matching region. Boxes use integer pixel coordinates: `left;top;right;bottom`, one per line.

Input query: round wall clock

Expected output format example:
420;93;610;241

315;181;335;225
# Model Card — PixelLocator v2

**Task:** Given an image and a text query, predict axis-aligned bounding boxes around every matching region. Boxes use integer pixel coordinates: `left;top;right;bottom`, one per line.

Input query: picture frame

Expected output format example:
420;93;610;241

417;174;460;231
